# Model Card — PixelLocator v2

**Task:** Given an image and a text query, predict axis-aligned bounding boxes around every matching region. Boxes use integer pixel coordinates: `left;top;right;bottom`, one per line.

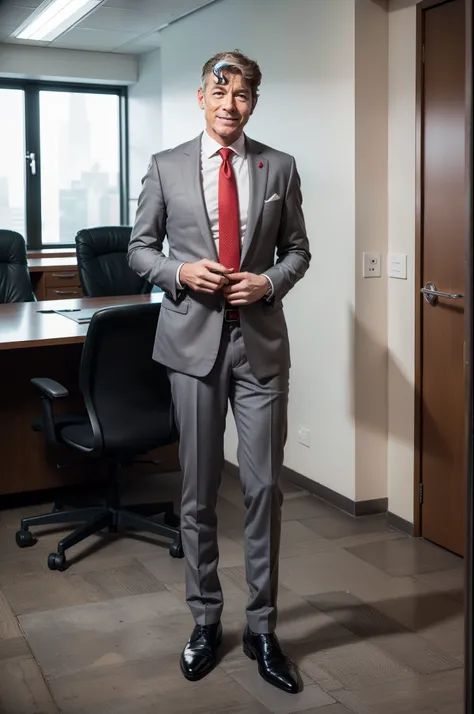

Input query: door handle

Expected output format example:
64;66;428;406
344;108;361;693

25;152;36;176
421;281;464;305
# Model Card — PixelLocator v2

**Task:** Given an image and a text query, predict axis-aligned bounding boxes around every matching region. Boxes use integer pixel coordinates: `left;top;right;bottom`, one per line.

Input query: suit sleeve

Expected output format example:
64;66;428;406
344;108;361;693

262;157;311;301
127;154;183;300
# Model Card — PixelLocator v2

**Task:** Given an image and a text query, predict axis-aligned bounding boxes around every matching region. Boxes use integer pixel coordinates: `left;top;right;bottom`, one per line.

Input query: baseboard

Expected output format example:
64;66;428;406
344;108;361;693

387;510;414;536
223;461;388;517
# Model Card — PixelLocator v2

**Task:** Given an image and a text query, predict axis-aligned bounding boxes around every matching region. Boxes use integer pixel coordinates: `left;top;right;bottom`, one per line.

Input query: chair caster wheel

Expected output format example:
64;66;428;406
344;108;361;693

16;529;36;548
48;552;66;571
169;541;184;559
164;512;180;528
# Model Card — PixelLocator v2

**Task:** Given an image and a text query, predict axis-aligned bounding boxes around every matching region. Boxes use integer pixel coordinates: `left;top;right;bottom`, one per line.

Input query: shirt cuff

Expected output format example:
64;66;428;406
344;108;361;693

176;263;185;290
261;273;274;301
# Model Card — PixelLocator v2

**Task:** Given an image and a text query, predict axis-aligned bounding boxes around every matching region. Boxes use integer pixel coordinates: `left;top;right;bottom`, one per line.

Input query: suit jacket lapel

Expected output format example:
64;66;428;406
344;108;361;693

241;137;268;265
182;134;218;261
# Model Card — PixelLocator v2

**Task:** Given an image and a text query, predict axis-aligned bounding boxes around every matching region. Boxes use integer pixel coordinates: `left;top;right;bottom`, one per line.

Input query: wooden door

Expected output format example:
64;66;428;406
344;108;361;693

417;0;467;556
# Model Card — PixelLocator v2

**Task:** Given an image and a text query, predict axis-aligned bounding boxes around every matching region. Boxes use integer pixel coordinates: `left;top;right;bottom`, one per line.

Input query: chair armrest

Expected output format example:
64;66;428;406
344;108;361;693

31;378;69;399
30;378;69;445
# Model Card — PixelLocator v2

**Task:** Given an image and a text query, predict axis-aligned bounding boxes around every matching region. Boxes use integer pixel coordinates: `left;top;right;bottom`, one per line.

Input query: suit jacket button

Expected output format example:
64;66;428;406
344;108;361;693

216;305;223;312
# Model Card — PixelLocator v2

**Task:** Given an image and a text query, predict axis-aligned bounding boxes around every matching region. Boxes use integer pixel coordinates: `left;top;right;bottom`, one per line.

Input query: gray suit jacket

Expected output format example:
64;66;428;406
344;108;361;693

127;133;310;380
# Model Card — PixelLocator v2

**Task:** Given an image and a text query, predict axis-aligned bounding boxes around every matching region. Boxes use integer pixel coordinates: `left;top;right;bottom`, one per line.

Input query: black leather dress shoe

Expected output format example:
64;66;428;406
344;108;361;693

180;622;222;681
243;626;300;694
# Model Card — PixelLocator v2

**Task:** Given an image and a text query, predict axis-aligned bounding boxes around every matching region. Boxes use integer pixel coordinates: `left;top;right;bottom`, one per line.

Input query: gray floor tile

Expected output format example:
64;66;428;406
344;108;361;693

0;471;466;714
414;567;465;603
18;591;190;680
301;640;415;691
222;655;335;713
278;548;393;598
308;591;461;674
0;636;31;661
2;560;166;616
334;668;464;714
346;537;463;577
216;497;246;533
282;496;343;522
301;513;389;540
49;656;267;714
0;656;59;714
298;706;354;714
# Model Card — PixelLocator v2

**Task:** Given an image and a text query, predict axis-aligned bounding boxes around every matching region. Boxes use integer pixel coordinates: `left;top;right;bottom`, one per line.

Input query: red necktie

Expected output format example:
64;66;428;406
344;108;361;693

218;148;240;272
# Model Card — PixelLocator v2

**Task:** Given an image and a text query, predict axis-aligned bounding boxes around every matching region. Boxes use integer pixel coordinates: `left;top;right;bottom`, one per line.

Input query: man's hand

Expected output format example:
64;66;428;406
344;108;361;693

223;272;269;306
179;259;233;294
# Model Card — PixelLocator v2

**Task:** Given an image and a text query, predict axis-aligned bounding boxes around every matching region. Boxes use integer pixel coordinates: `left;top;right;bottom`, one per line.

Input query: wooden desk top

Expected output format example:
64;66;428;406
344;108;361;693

27;248;76;259
28;257;78;273
0;293;163;351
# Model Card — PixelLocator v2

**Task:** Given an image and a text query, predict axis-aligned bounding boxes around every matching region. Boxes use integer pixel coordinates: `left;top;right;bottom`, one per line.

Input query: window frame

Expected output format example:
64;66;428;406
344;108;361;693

0;78;128;249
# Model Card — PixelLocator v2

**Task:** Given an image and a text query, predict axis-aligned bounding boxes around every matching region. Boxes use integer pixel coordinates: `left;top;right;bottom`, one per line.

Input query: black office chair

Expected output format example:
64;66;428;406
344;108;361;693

16;302;183;571
75;226;153;297
0;230;36;303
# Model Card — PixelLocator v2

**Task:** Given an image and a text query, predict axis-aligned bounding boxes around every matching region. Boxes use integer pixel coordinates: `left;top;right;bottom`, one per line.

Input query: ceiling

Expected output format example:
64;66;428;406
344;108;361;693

0;0;218;54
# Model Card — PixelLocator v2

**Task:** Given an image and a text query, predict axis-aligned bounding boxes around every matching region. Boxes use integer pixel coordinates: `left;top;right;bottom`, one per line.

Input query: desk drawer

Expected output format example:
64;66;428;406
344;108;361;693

45;270;80;288
45;287;83;300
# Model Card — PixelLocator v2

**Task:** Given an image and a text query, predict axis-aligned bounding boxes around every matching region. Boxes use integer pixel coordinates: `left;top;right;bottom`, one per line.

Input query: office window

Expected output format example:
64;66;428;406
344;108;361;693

0;82;127;249
0;88;26;238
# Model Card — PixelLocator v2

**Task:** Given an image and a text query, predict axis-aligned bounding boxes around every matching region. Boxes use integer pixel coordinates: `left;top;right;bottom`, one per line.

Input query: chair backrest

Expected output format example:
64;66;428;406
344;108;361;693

79;302;176;455
0;230;36;303
75;226;152;298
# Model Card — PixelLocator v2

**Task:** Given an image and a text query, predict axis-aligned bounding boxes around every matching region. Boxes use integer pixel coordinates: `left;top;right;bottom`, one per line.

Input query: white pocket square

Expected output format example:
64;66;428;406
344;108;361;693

264;193;280;204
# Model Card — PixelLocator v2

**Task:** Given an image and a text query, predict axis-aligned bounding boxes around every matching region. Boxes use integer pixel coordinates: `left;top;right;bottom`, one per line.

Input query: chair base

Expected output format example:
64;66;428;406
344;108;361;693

16;499;184;571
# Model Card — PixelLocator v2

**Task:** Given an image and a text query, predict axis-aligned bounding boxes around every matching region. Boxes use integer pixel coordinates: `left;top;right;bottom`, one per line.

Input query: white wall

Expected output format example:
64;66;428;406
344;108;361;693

354;0;389;502
158;0;391;504
0;44;137;85
129;0;418;519
387;0;420;522
128;49;162;220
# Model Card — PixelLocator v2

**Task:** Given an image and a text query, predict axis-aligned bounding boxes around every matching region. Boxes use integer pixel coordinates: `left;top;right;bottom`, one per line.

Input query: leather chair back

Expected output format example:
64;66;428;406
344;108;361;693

0;230;36;303
79;301;176;454
75;227;152;298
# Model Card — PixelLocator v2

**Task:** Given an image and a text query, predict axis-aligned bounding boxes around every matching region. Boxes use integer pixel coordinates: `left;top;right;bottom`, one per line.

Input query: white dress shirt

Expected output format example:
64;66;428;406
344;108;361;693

201;129;249;251
176;130;273;297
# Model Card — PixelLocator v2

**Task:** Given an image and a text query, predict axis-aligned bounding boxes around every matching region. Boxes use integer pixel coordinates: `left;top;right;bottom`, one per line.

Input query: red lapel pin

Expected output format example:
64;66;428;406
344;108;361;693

258;161;263;168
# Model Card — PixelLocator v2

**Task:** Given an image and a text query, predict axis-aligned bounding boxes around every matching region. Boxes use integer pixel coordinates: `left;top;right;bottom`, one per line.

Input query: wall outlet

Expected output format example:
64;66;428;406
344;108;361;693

363;252;381;278
298;427;310;448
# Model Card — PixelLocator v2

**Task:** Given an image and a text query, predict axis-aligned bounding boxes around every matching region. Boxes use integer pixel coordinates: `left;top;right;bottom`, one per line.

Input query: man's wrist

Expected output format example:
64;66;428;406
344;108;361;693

176;262;186;290
261;273;274;301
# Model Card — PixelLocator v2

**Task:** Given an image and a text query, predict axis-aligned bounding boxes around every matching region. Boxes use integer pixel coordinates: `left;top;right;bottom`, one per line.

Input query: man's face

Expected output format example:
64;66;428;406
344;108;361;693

198;72;256;146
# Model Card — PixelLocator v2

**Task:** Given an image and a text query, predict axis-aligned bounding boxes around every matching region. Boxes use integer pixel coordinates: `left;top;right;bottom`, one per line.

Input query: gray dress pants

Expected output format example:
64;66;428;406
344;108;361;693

168;324;288;634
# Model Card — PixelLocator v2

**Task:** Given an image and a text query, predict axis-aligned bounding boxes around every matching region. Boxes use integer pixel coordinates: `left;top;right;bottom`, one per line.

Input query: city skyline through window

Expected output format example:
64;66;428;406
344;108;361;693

0;84;125;247
0;88;26;238
40;91;120;244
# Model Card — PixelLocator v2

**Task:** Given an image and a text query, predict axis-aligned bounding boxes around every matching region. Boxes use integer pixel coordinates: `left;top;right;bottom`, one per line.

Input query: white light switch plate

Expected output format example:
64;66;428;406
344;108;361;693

363;252;381;278
387;253;407;279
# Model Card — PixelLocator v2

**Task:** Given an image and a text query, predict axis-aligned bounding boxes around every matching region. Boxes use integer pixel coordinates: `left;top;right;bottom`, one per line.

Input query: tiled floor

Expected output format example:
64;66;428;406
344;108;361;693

0;470;465;714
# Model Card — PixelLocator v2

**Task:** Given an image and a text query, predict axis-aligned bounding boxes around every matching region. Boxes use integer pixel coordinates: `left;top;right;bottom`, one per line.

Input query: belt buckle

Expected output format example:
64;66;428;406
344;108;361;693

224;308;239;323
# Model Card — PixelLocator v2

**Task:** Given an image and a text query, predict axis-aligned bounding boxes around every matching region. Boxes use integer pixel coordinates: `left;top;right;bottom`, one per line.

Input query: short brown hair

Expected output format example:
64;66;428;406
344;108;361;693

201;50;262;99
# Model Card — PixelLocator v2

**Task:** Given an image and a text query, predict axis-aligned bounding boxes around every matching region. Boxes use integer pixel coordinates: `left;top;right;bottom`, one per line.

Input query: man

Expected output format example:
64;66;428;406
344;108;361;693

128;51;310;694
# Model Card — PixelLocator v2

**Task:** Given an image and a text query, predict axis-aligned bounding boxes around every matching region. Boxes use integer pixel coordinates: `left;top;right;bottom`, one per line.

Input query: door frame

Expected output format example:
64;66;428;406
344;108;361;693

413;0;472;539
465;0;473;708
414;1;473;705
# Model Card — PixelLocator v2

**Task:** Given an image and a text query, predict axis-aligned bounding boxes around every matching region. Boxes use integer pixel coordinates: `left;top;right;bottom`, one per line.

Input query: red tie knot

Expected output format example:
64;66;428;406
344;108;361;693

218;148;233;162
218;148;234;179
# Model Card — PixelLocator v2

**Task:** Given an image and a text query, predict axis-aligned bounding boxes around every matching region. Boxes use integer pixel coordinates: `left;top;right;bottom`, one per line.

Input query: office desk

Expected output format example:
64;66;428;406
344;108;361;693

28;257;82;301
27;249;76;259
0;293;178;497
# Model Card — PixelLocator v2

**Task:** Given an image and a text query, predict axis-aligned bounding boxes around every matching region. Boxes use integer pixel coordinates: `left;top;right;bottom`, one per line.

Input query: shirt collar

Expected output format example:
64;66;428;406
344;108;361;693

201;130;246;159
